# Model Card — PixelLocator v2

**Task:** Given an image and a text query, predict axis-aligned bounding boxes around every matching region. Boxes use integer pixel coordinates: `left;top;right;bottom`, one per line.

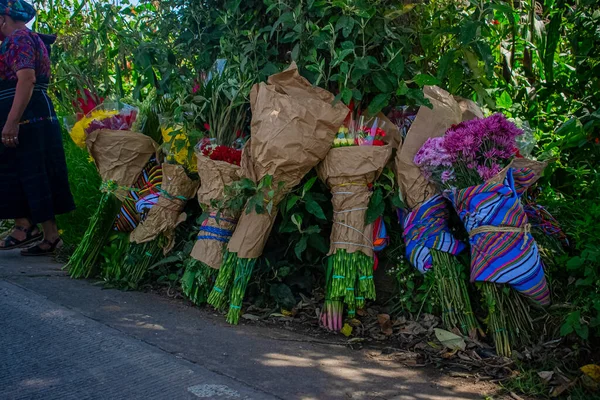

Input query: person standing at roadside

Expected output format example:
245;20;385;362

0;0;74;255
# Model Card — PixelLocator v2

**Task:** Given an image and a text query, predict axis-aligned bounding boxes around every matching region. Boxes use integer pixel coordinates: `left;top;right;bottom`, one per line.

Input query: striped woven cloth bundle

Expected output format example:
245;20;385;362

400;195;466;274
445;168;550;305
113;159;163;232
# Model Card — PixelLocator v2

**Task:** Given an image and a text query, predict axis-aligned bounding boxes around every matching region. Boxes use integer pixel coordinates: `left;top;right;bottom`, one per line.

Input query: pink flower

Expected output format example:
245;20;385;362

441;170;455;183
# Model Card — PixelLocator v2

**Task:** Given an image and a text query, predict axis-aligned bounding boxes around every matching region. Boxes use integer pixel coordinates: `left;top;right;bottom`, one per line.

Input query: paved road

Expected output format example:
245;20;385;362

0;250;497;400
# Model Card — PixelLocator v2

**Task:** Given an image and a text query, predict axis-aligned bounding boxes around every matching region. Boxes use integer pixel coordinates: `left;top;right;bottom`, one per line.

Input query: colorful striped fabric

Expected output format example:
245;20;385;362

113;160;163;232
400;195;466;274
445;168;550;305
197;214;237;243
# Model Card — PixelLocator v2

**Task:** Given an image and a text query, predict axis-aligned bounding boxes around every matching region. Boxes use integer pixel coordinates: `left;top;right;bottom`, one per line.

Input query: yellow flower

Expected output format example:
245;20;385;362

69;110;119;148
161;126;198;172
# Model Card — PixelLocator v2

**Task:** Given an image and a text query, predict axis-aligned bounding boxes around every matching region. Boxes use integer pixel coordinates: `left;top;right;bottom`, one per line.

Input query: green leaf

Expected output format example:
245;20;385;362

335;16;355;38
366;188;385;224
302;176;318;197
294;235;308;260
412;74;441;87
269;283;296;309
388;53;404;77
460;20;479;45
307;233;328;254
396;81;409;96
372;72;395;93
367;93;391;115
544;12;562;83
566;256;584;270
341;87;353;105
305;199;327;220
391;193;405;209
496;91;513;109
291;214;303;231
291;43;300;61
436;50;455;81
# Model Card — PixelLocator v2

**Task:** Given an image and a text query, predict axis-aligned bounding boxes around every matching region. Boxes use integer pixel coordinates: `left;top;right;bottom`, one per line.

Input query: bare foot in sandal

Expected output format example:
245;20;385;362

0;220;42;250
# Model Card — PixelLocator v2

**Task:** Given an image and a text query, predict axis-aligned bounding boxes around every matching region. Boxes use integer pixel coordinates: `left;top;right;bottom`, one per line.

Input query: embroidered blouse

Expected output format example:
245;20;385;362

0;28;51;82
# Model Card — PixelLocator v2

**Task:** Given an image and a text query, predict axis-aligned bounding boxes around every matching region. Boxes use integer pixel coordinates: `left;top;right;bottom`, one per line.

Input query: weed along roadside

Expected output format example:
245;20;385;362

4;1;600;399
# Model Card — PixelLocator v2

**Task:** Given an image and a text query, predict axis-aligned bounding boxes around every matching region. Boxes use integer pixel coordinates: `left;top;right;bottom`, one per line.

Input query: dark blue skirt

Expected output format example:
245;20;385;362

0;82;75;223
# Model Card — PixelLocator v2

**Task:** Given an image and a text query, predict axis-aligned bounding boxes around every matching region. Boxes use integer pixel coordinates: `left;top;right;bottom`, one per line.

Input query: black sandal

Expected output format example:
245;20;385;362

0;225;43;250
20;238;63;257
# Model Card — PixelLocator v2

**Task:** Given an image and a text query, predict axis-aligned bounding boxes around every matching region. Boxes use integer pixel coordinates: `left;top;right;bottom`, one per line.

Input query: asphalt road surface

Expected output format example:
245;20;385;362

0;250;497;400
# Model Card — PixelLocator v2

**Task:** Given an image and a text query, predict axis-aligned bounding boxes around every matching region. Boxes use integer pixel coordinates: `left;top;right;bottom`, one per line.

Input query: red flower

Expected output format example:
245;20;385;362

514;148;523;158
203;145;242;166
491;19;500;25
203;123;211;132
73;89;103;116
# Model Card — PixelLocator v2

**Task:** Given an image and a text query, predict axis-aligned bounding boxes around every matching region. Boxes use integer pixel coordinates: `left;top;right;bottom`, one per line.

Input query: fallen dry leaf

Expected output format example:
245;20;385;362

377;314;394;336
435;328;466;351
538;371;554;383
581;364;600;382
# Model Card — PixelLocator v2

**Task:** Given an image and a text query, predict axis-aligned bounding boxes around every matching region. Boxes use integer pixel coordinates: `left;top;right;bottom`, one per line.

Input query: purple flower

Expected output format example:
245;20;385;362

477;163;502;181
441;169;455;183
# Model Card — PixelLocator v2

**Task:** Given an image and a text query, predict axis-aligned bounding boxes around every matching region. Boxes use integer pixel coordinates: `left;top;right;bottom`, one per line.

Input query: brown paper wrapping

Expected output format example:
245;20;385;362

190;154;241;268
454;96;485;121
86;129;159;197
488;158;548;186
130;163;199;252
227;63;349;259
395;86;482;209
317;145;393;257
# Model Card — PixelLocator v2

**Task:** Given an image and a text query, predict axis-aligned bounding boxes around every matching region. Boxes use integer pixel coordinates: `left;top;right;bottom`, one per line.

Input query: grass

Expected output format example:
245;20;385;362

56;132;102;246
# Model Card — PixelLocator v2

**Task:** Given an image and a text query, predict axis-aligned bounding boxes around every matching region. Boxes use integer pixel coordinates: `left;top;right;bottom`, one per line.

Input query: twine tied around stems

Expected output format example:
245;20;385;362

331;182;374;250
197;214;237;243
469;223;532;250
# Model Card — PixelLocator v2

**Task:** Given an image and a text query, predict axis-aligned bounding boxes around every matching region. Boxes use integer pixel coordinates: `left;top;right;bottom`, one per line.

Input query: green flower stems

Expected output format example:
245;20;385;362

226;257;257;325
480;283;533;357
66;192;122;279
208;252;258;324
321;249;375;331
123;240;162;288
181;258;217;306
430;250;480;338
100;233;130;283
207;251;237;311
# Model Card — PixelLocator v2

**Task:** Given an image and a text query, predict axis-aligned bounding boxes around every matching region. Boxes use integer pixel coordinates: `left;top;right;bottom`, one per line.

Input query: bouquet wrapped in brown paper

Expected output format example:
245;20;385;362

122;163;198;287
317;144;392;331
207;63;348;324
191;153;241;269
67;129;159;279
130;163;199;249
394;86;482;337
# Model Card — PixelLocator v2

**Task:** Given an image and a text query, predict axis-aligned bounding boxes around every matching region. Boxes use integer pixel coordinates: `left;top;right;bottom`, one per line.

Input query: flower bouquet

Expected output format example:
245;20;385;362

416;113;550;356
394;86;480;337
124;163;198;286
67;129;159;279
67;99;138;149
316;115;392;331
186;141;242;306
207;63;348;324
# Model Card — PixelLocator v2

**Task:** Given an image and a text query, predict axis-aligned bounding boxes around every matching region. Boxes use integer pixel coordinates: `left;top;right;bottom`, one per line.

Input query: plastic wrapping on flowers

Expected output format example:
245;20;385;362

161;125;197;172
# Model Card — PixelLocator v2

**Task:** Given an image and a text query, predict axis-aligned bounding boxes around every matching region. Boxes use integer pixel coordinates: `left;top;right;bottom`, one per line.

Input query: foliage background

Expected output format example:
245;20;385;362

29;0;600;352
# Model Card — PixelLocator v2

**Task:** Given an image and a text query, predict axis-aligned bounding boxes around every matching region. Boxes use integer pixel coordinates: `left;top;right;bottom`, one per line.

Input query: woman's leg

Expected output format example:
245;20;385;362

0;218;40;248
18;219;62;255
40;219;60;247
